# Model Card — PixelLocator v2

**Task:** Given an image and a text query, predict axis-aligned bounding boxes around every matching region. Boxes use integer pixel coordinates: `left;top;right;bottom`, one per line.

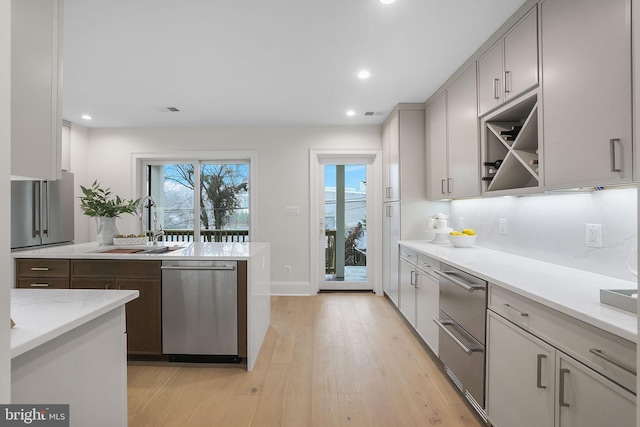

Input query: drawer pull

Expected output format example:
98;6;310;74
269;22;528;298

589;348;636;376
30;267;50;271
433;318;483;355
559;368;570;407
29;283;50;287
434;269;485;292
504;304;529;317
536;354;547;389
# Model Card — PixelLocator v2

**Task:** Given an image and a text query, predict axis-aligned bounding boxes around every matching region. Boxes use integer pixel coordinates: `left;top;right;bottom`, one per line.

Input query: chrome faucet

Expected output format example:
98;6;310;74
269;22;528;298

152;212;164;245
138;196;164;244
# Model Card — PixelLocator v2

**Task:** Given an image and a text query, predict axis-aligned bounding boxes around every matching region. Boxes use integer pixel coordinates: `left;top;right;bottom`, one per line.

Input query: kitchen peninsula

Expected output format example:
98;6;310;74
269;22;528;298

11;288;138;427
11;241;271;371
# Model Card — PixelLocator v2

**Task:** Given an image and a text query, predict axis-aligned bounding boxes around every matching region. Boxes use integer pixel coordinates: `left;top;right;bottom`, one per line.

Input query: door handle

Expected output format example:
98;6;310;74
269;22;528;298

536;354;547;389
504;71;511;95
433;318;483;355
504;303;529;318
559;368;570;407
610;138;622;173
434;270;486;292
589;348;636;375
42;180;50;237
161;265;236;271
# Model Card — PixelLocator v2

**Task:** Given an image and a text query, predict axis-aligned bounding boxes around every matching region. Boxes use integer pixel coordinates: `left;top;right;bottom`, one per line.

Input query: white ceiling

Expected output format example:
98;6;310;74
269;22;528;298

62;0;527;128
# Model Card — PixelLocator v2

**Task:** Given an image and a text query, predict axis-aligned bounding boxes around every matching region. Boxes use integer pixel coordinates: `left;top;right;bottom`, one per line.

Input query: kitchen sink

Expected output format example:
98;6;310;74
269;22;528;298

96;245;185;255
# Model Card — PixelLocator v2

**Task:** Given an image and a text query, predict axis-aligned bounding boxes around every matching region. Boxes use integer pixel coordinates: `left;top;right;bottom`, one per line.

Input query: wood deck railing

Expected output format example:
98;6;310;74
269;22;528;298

157;229;249;243
325;230;366;274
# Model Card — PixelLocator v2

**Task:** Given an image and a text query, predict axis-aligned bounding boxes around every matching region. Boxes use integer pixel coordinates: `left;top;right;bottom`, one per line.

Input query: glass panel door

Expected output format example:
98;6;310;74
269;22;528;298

321;163;370;290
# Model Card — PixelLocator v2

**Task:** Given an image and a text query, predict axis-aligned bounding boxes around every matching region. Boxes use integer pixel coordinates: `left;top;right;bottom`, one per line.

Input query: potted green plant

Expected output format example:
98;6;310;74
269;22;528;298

79;181;140;245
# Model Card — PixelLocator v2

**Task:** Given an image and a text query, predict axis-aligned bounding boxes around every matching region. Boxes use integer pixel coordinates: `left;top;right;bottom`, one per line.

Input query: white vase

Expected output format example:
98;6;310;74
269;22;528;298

96;216;119;245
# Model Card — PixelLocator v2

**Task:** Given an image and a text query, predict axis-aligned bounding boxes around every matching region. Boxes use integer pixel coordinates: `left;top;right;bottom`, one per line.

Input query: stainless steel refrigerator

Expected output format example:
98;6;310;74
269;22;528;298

11;171;75;250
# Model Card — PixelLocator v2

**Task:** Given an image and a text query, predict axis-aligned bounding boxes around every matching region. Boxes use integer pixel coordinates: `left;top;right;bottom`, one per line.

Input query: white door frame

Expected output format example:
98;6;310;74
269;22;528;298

309;149;382;295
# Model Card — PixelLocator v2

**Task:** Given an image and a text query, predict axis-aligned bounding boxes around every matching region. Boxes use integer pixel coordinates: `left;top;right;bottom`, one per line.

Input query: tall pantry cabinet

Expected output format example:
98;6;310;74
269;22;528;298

382;104;429;306
11;0;63;180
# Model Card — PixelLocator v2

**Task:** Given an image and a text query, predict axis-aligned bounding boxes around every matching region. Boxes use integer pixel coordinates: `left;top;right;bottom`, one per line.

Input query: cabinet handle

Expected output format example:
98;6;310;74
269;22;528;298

410;270;416;286
441;179;446;195
30;267;50;271
610;138;622;173
559;368;570;407
536;354;547;389
504;71;511;95
589;348;637;375
414;271;420;289
386;187;392;199
29;283;50;287
504;303;529;317
43;180;50;237
433;318;483;355
493;78;500;100
386;205;392;217
434;269;486;292
447;178;452;194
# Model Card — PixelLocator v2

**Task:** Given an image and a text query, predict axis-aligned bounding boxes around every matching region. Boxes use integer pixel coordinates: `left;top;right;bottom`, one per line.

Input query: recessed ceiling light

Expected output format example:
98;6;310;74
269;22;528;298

358;70;370;79
346;110;356;116
81;114;92;120
380;0;396;4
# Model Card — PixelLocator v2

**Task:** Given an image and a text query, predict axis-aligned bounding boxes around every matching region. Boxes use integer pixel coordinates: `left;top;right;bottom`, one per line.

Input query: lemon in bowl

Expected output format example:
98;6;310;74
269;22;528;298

448;229;477;248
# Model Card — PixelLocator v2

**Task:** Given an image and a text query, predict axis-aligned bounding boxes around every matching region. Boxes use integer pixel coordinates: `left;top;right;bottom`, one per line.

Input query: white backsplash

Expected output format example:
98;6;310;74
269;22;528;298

447;188;637;282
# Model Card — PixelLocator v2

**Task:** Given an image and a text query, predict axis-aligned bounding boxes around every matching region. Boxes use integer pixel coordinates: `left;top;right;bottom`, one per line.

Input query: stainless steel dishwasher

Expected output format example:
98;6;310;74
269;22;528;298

161;260;240;363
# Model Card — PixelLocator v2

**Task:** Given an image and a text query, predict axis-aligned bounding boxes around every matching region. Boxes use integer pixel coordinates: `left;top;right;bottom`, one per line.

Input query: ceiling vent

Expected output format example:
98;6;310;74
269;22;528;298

166;107;180;112
364;111;384;116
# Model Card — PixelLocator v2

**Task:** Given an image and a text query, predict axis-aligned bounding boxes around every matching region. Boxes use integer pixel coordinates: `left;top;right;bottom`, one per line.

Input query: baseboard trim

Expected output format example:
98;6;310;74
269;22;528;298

270;281;312;296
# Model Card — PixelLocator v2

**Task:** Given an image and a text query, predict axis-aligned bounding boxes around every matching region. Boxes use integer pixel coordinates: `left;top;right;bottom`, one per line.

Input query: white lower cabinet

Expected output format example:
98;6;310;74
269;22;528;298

487;310;636;427
487;311;555;427
557;354;635;427
399;255;416;326
397;246;439;355
415;266;439;356
382;203;400;306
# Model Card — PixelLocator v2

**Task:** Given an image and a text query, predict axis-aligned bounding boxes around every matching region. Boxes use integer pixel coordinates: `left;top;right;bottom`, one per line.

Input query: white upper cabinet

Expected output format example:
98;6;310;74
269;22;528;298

382;104;426;204
446;63;480;198
478;6;538;116
382;112;400;202
425;94;447;199
426;64;480;200
541;0;632;189
11;0;63;180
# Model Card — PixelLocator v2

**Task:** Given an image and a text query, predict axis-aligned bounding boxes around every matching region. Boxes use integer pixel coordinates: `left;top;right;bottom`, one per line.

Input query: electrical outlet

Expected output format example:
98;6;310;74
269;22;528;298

284;265;292;275
284;206;300;216
499;219;508;235
586;224;602;248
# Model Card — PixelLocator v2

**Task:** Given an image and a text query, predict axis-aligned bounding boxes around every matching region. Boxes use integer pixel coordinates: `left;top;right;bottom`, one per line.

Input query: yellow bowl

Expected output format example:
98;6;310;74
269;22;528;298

448;234;477;248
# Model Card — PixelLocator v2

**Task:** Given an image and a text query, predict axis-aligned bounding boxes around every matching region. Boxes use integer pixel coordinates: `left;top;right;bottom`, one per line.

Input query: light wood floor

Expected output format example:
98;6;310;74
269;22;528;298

127;294;483;427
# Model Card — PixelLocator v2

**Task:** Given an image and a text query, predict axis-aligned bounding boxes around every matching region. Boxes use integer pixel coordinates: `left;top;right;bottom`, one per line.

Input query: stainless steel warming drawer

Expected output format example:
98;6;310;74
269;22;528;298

434;263;488;419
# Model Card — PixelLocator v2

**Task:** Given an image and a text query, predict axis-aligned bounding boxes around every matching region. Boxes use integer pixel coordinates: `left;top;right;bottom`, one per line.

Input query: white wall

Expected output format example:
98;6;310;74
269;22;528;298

0;0;10;402
449;188;637;281
84;125;381;291
69;123;91;243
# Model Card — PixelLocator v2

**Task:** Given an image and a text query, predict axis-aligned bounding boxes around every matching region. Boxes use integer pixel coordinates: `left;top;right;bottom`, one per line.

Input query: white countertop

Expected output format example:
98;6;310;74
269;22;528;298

10;288;139;358
12;241;271;260
399;240;638;342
